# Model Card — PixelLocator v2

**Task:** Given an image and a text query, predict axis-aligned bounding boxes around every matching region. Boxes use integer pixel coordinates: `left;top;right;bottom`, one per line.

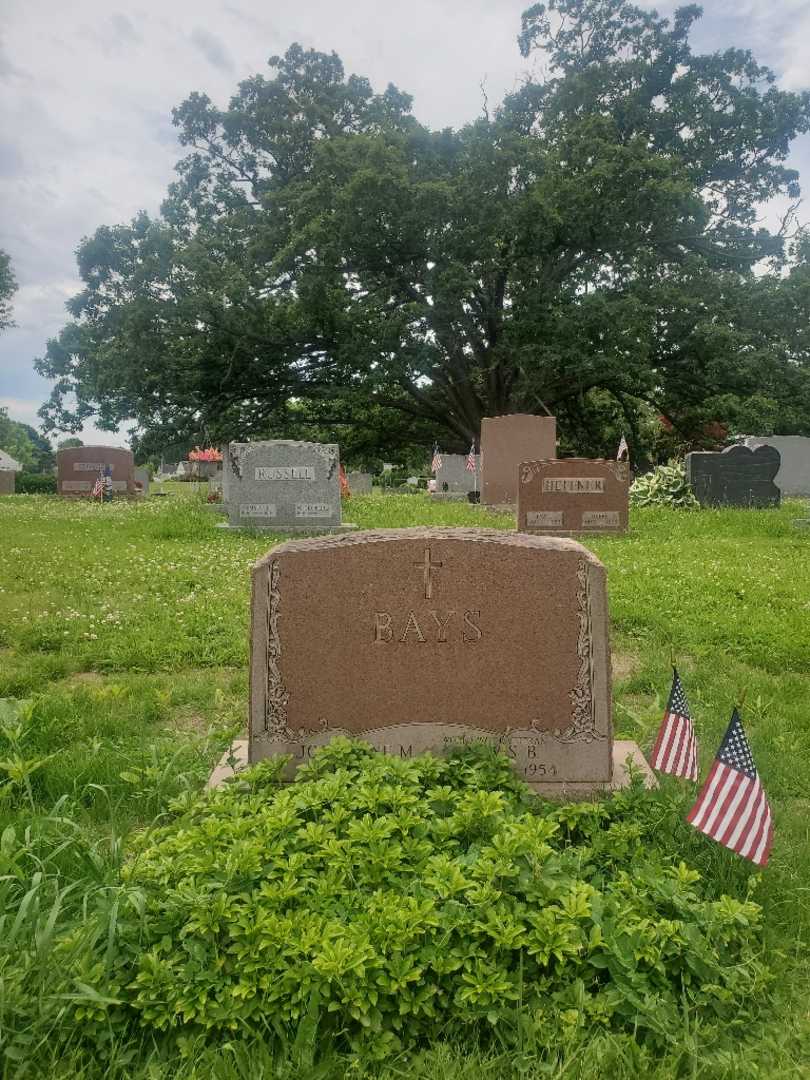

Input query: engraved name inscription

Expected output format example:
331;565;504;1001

295;502;333;518
255;466;314;481
240;503;277;518
542;478;605;493
526;510;564;527
373;609;482;644
581;510;620;527
73;462;106;471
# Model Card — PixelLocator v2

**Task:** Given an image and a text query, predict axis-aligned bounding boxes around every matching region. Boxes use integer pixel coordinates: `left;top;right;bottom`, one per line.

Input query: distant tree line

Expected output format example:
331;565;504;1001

35;0;810;463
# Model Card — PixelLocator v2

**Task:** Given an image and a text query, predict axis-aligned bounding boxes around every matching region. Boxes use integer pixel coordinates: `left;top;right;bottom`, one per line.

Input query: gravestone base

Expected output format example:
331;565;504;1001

207;737;654;798
215;521;358;534
430;491;469;501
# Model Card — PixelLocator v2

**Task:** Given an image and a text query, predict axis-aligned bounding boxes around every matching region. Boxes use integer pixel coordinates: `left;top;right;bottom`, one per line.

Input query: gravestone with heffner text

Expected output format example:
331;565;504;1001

517;458;630;534
236;527;652;797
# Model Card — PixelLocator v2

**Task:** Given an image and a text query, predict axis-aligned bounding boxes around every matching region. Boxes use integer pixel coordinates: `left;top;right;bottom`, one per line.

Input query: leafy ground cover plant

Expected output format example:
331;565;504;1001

74;741;771;1067
630;462;699;509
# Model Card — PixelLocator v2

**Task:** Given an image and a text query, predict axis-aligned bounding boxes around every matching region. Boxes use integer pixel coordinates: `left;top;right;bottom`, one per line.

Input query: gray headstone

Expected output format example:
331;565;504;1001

0;470;15;495
686;445;781;508
432;453;479;497
224;441;344;528
743;436;810;496
134;467;150;495
346;471;373;494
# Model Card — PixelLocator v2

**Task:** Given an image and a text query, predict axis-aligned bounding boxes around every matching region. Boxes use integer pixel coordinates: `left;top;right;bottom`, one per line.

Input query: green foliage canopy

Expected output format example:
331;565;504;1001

36;3;810;454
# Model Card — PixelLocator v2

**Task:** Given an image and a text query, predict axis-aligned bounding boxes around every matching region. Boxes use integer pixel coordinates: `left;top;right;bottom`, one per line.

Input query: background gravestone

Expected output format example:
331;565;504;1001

347;471;373;495
480;414;557;506
687;445;781;508
743;436;810;496
432;454;480;499
0;470;15;495
57;446;135;497
245;527;649;795
517;458;630;534
134;467;150;496
223;440;353;531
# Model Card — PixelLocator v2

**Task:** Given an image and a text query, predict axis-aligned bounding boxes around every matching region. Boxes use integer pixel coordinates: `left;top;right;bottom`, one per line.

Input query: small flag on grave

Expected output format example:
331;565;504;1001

465;442;476;472
92;471;104;500
616;434;629;460
649;667;698;780
686;708;773;867
431;445;443;473
340;463;350;497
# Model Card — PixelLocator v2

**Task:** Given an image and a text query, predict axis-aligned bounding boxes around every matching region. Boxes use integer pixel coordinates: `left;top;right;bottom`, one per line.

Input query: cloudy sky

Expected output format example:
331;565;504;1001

1;0;809;448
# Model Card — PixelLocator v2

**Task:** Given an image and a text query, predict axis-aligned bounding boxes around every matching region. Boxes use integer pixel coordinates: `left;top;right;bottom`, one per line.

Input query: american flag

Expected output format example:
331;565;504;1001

616;434;629;460
687;708;773;867
465;442;476;472
92;472;104;499
431;445;443;473
650;667;698;780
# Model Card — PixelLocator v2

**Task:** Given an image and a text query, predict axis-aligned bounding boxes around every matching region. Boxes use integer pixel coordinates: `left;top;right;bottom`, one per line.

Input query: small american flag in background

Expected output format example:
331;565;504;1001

650;667;698;780
687;708;773;867
465;442;476;472
431;445;443;473
92;472;104;499
616;434;629;460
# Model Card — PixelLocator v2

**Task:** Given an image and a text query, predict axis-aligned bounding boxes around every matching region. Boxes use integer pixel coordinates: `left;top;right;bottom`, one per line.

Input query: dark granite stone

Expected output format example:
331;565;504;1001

686;445;781;508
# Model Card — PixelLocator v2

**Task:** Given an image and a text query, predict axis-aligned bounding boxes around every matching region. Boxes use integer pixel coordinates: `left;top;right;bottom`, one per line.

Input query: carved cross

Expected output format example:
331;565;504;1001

414;546;442;600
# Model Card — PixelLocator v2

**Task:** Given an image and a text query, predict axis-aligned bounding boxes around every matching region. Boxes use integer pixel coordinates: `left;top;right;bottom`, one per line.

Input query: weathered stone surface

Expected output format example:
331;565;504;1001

686;445;781;508
481;414;556;506
432;454;480;498
248;527;614;793
57;446;135;497
743;436;810;496
224;441;345;529
347;471;373;495
517;458;630;534
0;470;14;495
134;467;150;495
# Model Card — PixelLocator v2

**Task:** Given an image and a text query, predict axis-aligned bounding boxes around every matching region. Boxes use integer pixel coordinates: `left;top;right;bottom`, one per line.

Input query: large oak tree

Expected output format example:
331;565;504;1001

37;2;810;455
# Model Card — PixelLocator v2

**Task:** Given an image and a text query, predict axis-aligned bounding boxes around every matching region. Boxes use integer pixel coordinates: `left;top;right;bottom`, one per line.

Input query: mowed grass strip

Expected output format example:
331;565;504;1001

0;490;808;1077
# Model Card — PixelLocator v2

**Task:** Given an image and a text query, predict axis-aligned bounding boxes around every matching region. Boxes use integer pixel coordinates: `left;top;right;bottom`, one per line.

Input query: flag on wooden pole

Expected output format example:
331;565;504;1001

616;434;629;460
686;708;773;867
92;470;104;500
649;667;698;780
465;442;476;472
431;445;443;473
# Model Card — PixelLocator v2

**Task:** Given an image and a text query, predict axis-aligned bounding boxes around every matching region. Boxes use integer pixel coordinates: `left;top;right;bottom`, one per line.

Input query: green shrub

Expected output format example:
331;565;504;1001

630;461;699;509
77;741;770;1064
15;472;57;494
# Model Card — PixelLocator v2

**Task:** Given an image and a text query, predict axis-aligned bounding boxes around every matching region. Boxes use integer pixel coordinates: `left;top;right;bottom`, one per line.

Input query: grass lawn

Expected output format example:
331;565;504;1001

0;490;808;1078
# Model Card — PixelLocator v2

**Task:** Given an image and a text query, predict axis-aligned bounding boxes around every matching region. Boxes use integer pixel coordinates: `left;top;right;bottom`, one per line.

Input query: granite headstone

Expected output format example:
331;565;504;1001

432;454;480;500
0;470;14;495
57;446;135;497
243;527;650;796
743;436;810;497
347;471;373;495
517;458;630;534
481;414;557;506
686;445;781;508
134;467;150;496
223;440;353;531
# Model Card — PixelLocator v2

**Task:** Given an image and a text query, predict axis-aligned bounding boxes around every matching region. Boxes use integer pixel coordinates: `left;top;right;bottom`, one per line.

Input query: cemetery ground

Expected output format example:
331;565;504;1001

0;491;809;1079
